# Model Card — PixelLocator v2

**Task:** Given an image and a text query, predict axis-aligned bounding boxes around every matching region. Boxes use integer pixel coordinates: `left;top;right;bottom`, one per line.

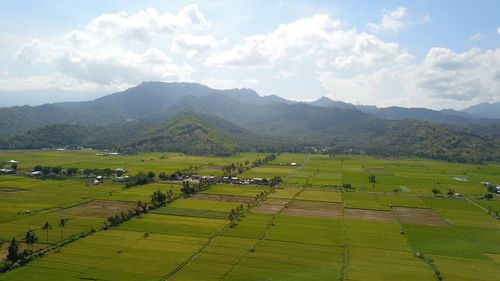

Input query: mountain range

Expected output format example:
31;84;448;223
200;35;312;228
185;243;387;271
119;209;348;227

1;82;499;163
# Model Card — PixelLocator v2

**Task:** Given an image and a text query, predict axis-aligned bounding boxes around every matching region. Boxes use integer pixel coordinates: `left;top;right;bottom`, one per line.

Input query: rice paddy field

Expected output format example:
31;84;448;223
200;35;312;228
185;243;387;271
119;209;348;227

0;151;499;280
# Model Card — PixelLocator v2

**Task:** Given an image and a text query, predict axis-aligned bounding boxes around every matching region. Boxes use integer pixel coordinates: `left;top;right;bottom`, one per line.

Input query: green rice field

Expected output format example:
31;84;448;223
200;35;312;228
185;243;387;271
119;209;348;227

0;151;499;280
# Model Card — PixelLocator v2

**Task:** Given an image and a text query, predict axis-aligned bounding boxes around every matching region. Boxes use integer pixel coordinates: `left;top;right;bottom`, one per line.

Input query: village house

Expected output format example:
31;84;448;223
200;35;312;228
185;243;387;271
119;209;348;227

112;176;129;183
0;168;15;175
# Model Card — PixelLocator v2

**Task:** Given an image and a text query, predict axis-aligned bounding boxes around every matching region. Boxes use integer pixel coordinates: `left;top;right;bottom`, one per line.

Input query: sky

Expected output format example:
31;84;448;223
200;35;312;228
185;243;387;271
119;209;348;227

0;0;499;109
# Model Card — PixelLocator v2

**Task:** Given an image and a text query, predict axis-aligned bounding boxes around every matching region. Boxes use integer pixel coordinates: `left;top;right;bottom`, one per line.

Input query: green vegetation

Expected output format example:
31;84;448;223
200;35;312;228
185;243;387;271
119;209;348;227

1;151;499;280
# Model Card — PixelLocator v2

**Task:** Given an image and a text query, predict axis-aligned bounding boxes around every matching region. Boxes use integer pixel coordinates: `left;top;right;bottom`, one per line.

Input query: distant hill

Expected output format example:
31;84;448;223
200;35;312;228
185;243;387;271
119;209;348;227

307;96;479;124
462;102;500;119
1;81;499;162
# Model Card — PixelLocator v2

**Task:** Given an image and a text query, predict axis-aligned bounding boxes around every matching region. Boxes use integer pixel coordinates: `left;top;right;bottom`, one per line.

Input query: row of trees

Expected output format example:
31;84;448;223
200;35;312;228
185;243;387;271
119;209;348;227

222;161;250;176
4;219;68;266
151;189;176;208
180;179;211;196
32;165;128;177
125;171;156;188
228;204;248;225
158;165;198;181
252;153;277;168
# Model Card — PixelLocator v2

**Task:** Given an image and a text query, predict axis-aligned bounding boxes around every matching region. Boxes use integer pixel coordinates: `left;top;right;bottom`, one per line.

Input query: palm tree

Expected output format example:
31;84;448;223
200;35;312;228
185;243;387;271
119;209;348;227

41;221;51;247
24;228;38;252
58;218;67;242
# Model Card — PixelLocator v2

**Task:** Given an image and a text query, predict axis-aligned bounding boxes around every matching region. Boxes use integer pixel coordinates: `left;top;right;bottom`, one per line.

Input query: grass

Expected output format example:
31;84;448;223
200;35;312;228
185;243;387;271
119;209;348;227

201;184;269;197
118;214;227;238
223;240;344;281
0;229;208;281
266;215;342;246
295;190;342;202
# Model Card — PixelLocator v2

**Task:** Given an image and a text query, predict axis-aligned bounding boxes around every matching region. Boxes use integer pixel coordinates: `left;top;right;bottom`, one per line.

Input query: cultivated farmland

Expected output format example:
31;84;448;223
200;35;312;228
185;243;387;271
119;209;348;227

0;151;499;280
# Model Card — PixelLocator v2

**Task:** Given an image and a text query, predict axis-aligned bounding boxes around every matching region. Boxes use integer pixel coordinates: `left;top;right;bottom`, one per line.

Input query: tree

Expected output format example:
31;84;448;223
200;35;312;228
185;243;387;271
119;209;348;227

368;175;376;183
484;193;494;200
59;218;67;242
11;162;18;170
51;166;62;175
147;171;156;180
24;229;38;252
158;172;168;180
6;238;20;263
447;189;454;196
66;167;79;176
34;165;43;171
431;188;441;196
41;221;51;247
41;166;51;176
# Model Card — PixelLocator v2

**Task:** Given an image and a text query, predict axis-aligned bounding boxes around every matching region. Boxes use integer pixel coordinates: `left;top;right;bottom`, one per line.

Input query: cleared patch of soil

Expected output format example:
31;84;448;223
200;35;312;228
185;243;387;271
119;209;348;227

282;200;342;218
344;208;397;222
393;207;448;226
191;193;255;204
58;200;137;218
251;199;288;214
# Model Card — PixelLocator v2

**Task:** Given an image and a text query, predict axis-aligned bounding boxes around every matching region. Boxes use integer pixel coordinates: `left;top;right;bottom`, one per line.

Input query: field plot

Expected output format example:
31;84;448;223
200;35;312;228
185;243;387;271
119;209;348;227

223;240;343;281
295;190;342;202
191;193;255;204
168;236;257;281
344;208;397;222
94;183;182;203
376;194;427;208
251;199;287;215
268;153;307;165
57;200;137;218
201;184;269;197
393;207;448;226
0;229;208;281
267;215;342;246
430;255;500;281
221;213;273;239
345;220;433;281
267;188;300;199
119;214;227;238
282;200;341;218
241;165;296;178
153;198;240;220
403;224;486;259
343;192;391;210
286;155;343;187
422;197;497;228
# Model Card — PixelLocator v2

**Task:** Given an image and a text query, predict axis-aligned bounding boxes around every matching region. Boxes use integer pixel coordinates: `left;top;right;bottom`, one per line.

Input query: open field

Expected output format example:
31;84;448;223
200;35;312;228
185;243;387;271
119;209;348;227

1;151;499;280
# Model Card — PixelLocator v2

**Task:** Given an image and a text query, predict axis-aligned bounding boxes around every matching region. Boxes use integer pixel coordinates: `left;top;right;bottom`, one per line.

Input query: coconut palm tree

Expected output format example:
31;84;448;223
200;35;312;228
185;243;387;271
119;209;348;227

58;218;67;242
41;221;51;247
24;228;38;252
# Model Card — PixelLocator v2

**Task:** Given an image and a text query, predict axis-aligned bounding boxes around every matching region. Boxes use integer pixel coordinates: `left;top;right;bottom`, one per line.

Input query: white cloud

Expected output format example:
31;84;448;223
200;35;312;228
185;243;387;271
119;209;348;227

367;7;408;33
318;47;500;109
201;78;258;89
14;6;207;90
0;72;126;92
333;32;413;69
273;70;297;79
206;14;409;70
171;33;221;58
497;27;500;35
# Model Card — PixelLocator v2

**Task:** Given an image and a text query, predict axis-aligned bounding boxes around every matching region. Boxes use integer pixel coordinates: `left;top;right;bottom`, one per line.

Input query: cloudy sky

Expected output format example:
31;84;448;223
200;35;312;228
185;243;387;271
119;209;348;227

0;0;499;109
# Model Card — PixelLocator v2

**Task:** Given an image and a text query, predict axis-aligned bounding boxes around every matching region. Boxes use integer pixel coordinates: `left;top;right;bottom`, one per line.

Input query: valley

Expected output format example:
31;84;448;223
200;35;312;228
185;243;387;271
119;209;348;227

0;151;498;280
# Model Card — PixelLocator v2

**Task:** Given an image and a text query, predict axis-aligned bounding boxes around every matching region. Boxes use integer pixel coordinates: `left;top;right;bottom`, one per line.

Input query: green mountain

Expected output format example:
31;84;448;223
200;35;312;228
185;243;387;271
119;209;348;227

130;112;238;155
1;82;499;162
